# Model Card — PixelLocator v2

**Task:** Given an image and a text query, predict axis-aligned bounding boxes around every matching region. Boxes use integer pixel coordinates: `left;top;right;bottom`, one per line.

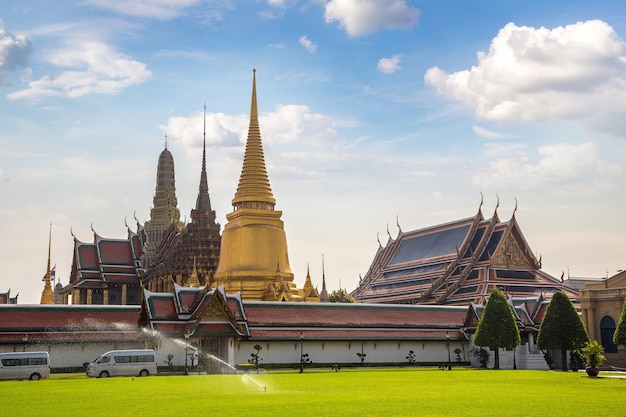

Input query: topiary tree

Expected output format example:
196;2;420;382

614;298;626;352
473;288;520;370
248;344;263;372
454;348;462;362
473;347;490;368
537;291;588;371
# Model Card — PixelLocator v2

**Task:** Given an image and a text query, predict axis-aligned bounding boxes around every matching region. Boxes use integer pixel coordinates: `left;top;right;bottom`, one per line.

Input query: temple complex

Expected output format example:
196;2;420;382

143;106;222;292
10;70;621;371
351;200;578;305
213;70;315;302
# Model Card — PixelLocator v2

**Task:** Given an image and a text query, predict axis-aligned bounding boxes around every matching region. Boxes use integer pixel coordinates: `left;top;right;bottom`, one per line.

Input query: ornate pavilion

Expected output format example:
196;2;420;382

351;201;578;306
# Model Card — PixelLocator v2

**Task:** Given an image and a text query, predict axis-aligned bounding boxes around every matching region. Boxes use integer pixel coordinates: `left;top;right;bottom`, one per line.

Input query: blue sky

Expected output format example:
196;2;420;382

1;0;625;303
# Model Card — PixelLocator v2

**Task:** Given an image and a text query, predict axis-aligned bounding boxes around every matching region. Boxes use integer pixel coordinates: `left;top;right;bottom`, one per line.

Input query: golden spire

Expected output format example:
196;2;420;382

232;69;276;208
319;254;329;302
40;222;55;304
214;70;298;301
187;257;201;288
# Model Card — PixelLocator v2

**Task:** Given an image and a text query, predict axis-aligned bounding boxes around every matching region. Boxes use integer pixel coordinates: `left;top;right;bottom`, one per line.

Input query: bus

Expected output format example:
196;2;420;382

86;349;157;378
0;351;51;381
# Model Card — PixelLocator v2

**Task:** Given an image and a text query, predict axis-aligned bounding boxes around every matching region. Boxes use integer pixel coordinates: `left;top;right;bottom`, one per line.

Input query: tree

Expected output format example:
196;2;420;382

614;298;626;349
536;291;588;371
329;289;355;303
473;288;520;370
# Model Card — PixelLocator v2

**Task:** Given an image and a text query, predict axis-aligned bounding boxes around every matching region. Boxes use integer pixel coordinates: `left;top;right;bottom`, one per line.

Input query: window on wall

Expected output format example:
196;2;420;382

600;316;618;353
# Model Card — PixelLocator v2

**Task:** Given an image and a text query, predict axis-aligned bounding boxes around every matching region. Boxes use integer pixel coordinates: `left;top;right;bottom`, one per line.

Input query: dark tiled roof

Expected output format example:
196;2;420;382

353;210;579;306
0;305;141;343
242;302;468;340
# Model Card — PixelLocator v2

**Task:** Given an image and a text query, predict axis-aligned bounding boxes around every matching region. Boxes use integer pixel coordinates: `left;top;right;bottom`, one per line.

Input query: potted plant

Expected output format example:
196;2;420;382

577;340;606;377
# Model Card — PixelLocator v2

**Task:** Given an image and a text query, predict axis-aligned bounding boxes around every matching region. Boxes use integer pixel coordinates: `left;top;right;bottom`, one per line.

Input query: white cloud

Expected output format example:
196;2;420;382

424;20;626;136
0;166;8;181
299;36;317;53
161;111;246;154
471;142;621;190
472;125;509;139
325;0;419;37
7;40;151;101
261;104;336;144
377;54;401;74
0;20;32;85
267;0;297;6
161;104;337;156
83;0;202;19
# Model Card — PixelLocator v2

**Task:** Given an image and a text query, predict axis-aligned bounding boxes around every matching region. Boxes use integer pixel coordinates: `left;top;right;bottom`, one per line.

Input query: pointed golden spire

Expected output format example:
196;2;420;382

187;257;201;288
40;222;55;304
232;69;276;208
319;254;329;302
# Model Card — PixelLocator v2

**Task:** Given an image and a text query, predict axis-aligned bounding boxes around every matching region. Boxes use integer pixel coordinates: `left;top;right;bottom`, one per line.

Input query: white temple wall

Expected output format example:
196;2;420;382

234;340;469;367
0;339;191;369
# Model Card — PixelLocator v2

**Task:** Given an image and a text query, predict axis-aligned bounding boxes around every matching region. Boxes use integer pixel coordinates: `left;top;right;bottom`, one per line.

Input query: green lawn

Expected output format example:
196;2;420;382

1;368;624;416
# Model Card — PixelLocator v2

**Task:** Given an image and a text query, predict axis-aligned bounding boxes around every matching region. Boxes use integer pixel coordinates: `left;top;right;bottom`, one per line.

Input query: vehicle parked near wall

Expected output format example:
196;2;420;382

0;351;51;380
86;349;157;378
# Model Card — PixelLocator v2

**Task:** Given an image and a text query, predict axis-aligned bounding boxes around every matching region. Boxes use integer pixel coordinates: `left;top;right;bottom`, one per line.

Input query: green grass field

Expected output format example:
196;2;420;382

1;368;624;416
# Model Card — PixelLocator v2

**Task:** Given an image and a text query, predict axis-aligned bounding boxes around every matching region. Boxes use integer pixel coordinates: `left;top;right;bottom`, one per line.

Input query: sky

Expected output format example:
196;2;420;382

1;0;625;304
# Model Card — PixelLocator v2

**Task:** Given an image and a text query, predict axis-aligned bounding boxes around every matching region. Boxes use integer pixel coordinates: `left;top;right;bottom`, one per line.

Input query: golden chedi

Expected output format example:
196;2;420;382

213;70;301;301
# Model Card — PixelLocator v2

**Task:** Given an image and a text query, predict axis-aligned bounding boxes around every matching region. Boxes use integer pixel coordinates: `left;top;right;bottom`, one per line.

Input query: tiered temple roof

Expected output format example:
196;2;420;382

352;202;578;305
60;225;145;304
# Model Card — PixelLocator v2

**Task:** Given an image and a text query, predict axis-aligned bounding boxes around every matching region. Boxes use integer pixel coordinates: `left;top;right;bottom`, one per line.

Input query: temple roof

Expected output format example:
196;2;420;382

0;304;141;344
140;285;248;338
242;301;468;341
0;289;18;304
62;227;144;293
464;293;549;331
352;206;578;306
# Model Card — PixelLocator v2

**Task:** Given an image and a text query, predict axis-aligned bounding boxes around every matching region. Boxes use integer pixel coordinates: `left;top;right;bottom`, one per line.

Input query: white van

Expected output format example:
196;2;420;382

86;349;157;378
0;351;51;381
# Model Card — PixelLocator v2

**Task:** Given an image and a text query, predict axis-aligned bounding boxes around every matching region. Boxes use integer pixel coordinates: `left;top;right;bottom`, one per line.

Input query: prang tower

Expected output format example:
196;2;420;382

213;70;301;301
142;140;184;267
